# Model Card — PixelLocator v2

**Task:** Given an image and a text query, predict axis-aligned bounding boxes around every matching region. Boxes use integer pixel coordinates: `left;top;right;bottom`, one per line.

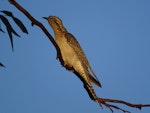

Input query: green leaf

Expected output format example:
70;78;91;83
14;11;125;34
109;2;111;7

1;10;28;34
1;10;13;17
0;28;5;33
0;15;20;51
12;17;28;34
0;62;5;67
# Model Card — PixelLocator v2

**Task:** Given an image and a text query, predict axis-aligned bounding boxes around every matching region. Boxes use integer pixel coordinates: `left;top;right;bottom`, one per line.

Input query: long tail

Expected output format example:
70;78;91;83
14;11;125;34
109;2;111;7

73;70;102;108
84;83;103;108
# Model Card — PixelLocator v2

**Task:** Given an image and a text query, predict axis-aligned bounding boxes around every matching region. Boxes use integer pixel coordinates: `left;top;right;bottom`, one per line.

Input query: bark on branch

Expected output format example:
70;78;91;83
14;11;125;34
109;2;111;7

8;0;64;66
8;0;150;113
98;98;150;113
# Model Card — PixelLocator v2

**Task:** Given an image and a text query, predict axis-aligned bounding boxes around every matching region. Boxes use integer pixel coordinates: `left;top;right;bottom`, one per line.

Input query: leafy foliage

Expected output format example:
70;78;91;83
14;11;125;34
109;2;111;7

1;11;28;34
0;10;28;67
0;14;20;50
0;10;28;51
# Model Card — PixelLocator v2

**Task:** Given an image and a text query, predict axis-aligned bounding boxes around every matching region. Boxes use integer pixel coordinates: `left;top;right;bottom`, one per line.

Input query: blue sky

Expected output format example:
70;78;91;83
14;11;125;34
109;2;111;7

0;0;150;113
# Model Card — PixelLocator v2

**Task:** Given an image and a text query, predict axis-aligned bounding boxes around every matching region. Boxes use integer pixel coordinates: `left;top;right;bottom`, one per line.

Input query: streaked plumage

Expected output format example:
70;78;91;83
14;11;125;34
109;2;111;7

44;16;102;102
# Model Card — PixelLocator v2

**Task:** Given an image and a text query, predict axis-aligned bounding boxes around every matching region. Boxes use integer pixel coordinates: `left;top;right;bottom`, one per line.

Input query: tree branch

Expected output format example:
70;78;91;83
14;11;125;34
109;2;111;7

8;0;150;113
8;0;64;66
98;98;150;113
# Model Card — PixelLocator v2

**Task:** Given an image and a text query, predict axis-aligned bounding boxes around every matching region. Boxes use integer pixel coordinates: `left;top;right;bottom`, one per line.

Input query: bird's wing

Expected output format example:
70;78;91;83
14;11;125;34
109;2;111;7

65;33;102;87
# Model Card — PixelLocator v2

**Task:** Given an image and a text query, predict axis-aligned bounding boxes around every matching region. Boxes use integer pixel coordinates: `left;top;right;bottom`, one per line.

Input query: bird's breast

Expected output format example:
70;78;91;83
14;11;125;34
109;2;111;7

55;36;79;67
55;35;89;84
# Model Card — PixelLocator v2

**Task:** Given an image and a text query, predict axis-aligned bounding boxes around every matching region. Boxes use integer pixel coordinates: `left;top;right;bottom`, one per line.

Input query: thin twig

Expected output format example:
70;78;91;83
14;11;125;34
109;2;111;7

98;98;150;113
8;0;64;66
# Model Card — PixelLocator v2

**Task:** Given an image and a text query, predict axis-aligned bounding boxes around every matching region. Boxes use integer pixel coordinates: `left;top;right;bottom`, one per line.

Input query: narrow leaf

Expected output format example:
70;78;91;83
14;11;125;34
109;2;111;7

12;17;28;34
1;10;13;17
7;26;14;51
0;28;5;33
0;15;20;50
1;10;28;34
0;62;5;67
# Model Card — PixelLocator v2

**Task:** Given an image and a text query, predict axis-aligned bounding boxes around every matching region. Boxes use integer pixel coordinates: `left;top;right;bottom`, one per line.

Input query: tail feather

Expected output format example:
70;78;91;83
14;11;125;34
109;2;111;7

73;70;103;108
84;84;103;108
88;73;102;87
83;82;99;100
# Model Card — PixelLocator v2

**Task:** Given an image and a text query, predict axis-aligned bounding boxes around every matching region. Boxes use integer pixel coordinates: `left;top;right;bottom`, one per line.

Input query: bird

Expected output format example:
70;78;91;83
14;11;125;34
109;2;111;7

43;16;102;106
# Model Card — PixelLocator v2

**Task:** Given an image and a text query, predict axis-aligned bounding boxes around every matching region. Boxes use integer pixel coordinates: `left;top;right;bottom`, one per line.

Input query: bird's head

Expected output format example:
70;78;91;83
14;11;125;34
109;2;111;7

43;16;66;33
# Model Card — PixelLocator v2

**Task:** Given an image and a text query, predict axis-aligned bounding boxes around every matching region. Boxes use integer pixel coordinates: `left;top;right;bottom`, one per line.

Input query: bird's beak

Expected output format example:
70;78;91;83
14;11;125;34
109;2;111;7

42;17;48;20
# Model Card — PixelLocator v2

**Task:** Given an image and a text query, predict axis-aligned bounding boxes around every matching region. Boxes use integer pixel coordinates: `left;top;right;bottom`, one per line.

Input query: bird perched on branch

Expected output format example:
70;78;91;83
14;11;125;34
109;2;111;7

43;16;102;107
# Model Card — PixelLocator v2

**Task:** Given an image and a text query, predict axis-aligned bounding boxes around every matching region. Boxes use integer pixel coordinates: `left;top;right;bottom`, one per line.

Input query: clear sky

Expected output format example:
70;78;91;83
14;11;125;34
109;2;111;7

0;0;150;113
